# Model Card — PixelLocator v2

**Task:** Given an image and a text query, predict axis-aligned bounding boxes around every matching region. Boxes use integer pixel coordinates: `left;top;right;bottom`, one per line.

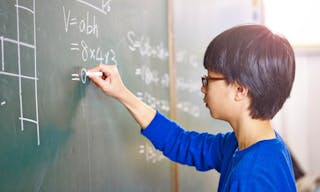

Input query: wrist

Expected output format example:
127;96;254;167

116;87;132;103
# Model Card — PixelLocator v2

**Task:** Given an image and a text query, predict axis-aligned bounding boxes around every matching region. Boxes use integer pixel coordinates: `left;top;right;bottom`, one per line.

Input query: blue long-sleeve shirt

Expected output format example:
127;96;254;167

141;111;297;191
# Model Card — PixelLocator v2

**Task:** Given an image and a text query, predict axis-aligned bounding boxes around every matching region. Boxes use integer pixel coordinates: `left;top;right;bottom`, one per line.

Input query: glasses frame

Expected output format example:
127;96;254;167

201;75;225;87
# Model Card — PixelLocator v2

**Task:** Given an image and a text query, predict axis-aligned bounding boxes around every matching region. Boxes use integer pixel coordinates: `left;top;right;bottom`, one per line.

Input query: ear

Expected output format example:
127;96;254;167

233;82;248;101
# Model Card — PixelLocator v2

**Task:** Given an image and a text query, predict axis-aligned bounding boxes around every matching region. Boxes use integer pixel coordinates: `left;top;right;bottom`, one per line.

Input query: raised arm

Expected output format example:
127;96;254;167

88;64;226;171
88;64;156;129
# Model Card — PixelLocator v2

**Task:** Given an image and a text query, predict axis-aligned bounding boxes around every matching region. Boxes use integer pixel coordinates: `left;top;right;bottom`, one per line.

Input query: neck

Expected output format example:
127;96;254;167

230;116;275;150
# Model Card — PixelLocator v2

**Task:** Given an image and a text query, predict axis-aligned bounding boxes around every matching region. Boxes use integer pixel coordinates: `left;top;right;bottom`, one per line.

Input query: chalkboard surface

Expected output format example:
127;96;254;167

0;0;170;191
173;0;264;191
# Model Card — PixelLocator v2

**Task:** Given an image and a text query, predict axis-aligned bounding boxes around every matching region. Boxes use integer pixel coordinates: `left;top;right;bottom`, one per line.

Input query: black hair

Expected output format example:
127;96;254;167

204;24;295;119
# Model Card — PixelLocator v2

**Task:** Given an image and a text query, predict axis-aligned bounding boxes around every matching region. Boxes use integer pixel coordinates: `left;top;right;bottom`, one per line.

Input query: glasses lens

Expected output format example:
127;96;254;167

201;76;207;87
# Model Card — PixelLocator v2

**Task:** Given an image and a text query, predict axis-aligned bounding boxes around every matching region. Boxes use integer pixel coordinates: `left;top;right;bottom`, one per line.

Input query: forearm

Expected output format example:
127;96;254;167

87;64;156;129
118;87;156;129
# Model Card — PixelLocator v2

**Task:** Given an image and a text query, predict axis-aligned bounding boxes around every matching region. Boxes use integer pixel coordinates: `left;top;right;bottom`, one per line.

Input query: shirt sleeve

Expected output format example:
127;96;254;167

141;111;229;171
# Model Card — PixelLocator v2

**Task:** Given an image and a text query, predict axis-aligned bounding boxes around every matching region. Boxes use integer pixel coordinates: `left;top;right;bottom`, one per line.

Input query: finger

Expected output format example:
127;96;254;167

88;64;104;73
89;73;107;88
88;64;115;74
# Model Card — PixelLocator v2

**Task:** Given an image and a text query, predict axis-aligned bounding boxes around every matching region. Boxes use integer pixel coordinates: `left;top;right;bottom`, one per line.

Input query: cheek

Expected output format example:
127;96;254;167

206;89;222;113
207;87;225;103
206;87;232;114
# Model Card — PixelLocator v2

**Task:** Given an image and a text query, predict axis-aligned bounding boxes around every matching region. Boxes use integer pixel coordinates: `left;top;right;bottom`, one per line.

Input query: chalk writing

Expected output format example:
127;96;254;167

175;50;204;117
63;4;119;68
176;51;201;68
139;143;165;163
71;73;80;82
136;92;169;112
177;77;201;93
177;101;200;117
135;65;169;87
70;40;117;65
127;30;169;61
63;6;99;38
1;101;6;106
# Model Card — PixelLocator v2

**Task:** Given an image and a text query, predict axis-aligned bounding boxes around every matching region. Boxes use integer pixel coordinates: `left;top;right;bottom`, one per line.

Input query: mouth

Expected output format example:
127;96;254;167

203;97;208;107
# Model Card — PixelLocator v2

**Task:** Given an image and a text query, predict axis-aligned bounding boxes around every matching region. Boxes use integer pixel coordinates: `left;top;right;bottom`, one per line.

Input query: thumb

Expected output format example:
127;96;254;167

89;72;111;94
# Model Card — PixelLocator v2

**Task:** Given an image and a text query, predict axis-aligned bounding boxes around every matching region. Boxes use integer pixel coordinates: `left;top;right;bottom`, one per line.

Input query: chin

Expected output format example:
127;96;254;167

209;110;218;119
209;110;224;121
208;105;222;119
210;113;219;119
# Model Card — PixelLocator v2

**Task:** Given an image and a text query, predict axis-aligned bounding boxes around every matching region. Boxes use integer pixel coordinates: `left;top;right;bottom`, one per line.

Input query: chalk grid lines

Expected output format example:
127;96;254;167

0;0;40;145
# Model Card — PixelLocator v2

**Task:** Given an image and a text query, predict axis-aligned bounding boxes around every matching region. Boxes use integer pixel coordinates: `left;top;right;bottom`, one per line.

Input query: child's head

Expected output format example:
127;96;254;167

204;24;295;120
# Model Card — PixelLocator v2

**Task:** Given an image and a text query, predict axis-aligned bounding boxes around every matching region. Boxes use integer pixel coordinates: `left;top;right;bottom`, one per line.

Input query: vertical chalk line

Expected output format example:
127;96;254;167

1;36;4;71
16;0;24;131
33;0;40;145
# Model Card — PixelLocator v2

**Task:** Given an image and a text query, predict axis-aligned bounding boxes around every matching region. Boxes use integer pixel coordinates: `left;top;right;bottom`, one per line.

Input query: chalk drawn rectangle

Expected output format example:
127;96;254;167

20;46;35;77
3;41;19;74
21;78;36;120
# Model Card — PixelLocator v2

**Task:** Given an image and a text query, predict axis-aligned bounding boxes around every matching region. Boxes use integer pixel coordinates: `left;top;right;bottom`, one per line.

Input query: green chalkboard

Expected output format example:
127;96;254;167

173;0;264;191
0;0;170;191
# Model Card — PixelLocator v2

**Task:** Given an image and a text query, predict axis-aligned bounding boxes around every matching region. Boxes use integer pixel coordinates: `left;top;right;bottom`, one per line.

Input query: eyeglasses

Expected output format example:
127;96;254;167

201;75;225;87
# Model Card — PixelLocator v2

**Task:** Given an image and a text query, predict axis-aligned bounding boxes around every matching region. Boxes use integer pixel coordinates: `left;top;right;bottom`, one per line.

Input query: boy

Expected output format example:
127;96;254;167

88;24;296;191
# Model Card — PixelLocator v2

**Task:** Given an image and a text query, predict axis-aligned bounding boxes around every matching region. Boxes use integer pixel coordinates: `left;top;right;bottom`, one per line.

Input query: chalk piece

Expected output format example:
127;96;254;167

86;71;103;77
80;68;103;84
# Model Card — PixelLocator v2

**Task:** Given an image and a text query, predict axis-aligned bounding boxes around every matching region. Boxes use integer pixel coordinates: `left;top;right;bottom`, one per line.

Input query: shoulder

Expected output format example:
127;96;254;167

230;134;296;190
237;134;293;172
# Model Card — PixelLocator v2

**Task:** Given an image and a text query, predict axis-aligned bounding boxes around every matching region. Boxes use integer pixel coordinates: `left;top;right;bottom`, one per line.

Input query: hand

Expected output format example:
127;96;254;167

88;64;156;129
88;64;127;100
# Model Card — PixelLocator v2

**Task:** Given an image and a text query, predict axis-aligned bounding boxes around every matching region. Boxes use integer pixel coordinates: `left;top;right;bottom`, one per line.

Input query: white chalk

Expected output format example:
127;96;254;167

71;73;79;77
71;78;80;81
86;71;103;77
80;68;103;84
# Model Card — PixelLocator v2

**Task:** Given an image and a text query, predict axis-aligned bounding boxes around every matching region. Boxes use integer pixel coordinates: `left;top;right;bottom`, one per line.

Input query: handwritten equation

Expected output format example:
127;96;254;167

137;92;169;112
177;77;201;93
135;65;169;87
176;51;204;118
139;143;165;164
127;31;169;61
63;2;118;68
127;30;170;114
63;6;99;38
70;40;117;65
177;101;200;117
176;51;201;68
